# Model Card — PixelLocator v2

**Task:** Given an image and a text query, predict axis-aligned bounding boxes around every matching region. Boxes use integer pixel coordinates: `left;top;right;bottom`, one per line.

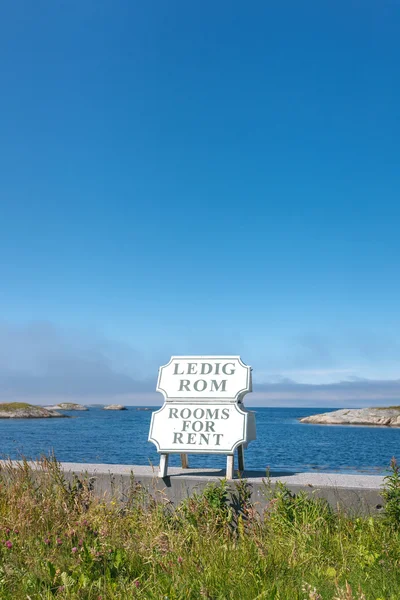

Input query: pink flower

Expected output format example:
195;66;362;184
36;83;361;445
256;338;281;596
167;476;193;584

72;547;78;553
56;538;62;545
44;538;50;545
5;540;12;549
177;556;183;564
134;580;140;588
78;539;83;546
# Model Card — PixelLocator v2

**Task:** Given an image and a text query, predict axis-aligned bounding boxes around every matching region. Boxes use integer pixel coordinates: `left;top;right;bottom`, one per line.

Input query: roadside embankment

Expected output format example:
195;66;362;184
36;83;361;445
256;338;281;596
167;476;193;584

3;461;383;515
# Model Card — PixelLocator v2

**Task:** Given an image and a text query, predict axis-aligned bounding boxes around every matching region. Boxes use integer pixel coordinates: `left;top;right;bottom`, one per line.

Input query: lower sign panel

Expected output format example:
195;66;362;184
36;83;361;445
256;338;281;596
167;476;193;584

149;403;255;454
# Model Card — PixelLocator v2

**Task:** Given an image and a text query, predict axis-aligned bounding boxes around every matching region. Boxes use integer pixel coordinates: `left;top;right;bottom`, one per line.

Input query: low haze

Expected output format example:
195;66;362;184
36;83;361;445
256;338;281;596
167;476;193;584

1;322;400;406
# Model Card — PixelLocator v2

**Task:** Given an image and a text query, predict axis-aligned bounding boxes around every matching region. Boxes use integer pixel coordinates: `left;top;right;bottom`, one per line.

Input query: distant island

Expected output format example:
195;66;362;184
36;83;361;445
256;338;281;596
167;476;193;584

300;407;400;427
103;404;127;410
0;403;67;419
46;403;88;411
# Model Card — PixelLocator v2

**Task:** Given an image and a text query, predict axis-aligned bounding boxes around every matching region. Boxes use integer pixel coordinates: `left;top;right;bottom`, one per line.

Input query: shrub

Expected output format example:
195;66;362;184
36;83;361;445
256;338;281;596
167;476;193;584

382;456;400;528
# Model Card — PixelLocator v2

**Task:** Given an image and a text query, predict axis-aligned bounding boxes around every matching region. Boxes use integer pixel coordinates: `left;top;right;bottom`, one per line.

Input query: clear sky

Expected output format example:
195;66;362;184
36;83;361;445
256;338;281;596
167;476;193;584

1;1;400;406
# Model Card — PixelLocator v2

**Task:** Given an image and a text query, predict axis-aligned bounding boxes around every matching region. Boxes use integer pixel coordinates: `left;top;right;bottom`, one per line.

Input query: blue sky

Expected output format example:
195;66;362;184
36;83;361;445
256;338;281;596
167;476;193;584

1;1;400;405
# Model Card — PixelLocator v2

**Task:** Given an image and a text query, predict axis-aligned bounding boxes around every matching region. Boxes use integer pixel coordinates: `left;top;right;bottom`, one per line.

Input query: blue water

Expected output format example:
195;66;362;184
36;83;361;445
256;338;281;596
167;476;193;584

0;407;398;475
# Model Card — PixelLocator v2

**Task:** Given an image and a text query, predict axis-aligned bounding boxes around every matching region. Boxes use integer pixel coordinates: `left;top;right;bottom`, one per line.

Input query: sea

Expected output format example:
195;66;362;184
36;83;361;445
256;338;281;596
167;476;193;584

0;407;398;475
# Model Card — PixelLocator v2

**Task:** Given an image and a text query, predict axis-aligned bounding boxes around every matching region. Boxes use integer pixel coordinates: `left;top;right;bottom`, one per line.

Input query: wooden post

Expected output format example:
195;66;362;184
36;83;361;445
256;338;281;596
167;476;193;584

159;453;169;478
180;453;189;469
237;445;245;473
226;454;234;480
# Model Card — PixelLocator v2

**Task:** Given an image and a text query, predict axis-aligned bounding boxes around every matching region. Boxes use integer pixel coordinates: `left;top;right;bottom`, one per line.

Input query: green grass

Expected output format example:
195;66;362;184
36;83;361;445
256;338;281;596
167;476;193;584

374;406;400;410
0;402;35;411
0;457;400;599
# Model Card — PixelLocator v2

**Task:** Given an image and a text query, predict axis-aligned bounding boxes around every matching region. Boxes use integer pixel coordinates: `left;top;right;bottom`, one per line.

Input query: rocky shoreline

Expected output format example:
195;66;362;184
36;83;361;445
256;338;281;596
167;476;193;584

300;407;400;427
0;403;67;419
46;403;88;411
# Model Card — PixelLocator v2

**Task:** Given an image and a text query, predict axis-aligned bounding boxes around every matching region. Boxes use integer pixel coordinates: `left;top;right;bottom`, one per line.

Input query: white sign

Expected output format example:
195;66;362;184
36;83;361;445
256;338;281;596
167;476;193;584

156;356;251;402
149;402;254;454
149;356;256;459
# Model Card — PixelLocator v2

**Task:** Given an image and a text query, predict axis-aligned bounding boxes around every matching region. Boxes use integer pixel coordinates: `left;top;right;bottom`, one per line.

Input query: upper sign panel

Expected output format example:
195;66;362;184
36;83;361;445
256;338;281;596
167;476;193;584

156;356;252;402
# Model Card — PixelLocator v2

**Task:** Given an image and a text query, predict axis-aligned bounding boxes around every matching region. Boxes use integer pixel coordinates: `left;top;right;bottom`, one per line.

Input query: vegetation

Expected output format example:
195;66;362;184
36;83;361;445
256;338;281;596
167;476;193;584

0;457;399;599
0;402;34;411
0;403;67;419
382;457;400;528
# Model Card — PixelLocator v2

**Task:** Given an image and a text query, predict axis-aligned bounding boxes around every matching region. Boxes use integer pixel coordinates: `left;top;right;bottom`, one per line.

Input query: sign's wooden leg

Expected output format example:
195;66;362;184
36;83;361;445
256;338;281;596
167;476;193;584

159;453;169;478
180;453;189;469
226;454;234;480
237;445;245;473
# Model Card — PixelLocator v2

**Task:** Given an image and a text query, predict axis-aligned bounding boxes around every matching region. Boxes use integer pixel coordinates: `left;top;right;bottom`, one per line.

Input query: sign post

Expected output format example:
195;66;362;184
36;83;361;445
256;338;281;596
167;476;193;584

148;356;256;479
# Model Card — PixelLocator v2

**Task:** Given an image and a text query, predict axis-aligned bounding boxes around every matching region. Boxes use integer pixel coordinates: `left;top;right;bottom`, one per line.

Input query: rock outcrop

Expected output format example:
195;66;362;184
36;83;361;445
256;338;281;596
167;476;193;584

0;403;67;418
46;403;88;411
103;404;127;410
300;407;400;427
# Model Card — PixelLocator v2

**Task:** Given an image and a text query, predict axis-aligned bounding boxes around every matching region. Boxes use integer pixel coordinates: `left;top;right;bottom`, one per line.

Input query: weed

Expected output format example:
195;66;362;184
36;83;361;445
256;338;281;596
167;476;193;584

0;456;398;599
382;457;400;528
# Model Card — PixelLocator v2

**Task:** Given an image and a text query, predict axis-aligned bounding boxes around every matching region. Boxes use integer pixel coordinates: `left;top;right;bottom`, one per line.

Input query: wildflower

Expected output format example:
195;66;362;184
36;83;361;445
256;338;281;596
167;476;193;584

302;583;322;600
56;538;62;545
78;538;83;546
5;540;12;549
13;529;19;535
177;556;183;564
72;547;78;553
134;580;140;588
44;538;51;545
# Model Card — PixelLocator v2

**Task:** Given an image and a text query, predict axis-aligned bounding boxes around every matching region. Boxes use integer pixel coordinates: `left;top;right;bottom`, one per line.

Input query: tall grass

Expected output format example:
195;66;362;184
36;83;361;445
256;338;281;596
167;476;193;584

0;456;399;599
